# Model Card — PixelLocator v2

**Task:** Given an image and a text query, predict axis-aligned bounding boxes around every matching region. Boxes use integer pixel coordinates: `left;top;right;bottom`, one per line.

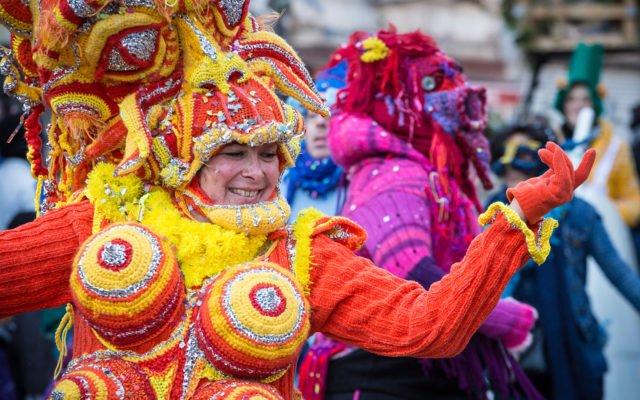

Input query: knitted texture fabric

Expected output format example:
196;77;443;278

330;112;479;270
0;201;94;317
307;215;532;357
0;0;328;207
284;142;343;204
321;27;493;197
0;1;577;398
0;199;538;399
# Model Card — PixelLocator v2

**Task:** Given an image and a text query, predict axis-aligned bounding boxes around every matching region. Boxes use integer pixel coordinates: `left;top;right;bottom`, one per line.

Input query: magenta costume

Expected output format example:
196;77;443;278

300;28;541;400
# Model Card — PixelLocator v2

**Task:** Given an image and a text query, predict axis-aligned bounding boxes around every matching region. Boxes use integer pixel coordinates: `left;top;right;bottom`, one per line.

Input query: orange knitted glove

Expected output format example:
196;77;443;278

506;142;596;223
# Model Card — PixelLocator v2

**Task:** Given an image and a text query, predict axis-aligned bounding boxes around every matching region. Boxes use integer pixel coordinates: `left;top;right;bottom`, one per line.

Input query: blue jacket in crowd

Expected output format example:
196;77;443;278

489;192;640;400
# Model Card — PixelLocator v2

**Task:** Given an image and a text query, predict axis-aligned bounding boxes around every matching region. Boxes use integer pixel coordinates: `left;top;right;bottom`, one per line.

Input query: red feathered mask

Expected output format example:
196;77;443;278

326;26;492;192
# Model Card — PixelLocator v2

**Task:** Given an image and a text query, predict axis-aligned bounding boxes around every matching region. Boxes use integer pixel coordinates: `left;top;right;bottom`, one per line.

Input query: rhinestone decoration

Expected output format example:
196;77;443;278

251;285;285;317
98;240;130;269
76;225;162;298
217;0;247;26
120;30;158;62
67;0;97;18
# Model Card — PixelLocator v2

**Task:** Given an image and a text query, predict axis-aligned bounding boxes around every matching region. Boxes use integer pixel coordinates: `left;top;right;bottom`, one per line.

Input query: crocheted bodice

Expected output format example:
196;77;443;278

63;221;310;399
50;169;366;399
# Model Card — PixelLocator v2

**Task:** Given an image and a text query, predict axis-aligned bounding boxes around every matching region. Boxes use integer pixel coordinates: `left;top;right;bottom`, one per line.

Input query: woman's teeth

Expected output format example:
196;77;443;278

230;188;259;197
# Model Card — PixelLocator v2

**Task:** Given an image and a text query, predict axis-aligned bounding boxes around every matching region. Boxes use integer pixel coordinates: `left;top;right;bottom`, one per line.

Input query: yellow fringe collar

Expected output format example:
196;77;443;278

86;163;269;287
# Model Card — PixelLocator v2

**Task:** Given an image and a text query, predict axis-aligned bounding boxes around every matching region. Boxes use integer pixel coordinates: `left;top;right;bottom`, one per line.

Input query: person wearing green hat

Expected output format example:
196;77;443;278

555;43;640;399
555;43;640;227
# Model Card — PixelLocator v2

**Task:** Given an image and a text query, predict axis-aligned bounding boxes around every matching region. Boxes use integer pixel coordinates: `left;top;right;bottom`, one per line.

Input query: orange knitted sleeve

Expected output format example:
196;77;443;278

0;201;94;318
308;213;532;359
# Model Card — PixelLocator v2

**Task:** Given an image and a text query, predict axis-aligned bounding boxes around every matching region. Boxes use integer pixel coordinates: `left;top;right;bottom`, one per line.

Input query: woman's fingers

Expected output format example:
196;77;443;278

538;148;553;167
545;141;561;153
548;143;572;197
574;149;596;188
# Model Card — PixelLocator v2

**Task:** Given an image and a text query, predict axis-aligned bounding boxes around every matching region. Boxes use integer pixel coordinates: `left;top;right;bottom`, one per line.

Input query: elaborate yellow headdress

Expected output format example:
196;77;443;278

0;0;328;211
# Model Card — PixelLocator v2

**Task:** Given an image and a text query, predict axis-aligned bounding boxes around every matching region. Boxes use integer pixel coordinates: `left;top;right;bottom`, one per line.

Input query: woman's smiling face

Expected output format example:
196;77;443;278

198;143;280;205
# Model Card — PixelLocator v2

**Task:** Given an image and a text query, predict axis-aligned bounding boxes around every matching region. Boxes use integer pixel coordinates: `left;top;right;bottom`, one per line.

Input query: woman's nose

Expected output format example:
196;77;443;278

242;153;265;179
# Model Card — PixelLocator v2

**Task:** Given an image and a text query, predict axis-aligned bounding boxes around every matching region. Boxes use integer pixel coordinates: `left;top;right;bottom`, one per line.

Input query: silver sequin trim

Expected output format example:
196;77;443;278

120;29;158;62
181;15;218;61
76;225;162;298
67;0;97;18
247;57;325;113
235;40;314;90
222;266;306;344
217;0;247;26
107;49;137;71
100;241;128;267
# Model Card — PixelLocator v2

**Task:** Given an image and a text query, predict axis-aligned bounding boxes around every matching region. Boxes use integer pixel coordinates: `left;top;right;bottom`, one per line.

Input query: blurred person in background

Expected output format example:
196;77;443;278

555;44;640;399
0;92;35;230
630;104;640;267
488;122;640;400
555;43;640;228
283;62;347;219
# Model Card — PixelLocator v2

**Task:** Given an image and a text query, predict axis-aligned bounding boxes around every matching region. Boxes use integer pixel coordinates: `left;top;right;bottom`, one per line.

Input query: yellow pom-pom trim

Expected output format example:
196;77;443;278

479;202;558;265
85;165;269;287
85;163;144;223
292;208;326;295
361;37;389;63
139;190;268;287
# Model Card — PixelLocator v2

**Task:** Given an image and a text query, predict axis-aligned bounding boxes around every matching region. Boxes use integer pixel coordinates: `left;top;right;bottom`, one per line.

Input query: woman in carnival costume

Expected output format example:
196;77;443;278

300;28;553;400
0;1;593;399
489;122;640;400
283;62;347;219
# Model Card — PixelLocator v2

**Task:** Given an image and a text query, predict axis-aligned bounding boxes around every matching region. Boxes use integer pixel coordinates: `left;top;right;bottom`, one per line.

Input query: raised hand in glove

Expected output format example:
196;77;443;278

507;142;595;223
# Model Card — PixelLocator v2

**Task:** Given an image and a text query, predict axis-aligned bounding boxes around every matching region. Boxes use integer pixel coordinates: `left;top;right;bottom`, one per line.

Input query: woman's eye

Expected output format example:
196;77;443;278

223;151;244;158
262;152;278;160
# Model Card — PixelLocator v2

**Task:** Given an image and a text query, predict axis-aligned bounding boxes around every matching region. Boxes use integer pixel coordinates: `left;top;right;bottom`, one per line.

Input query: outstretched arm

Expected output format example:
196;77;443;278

308;211;535;358
308;142;594;358
588;208;640;312
0;201;94;318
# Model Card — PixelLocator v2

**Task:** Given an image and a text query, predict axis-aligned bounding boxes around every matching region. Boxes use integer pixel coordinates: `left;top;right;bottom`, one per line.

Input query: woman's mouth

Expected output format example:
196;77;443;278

229;188;261;198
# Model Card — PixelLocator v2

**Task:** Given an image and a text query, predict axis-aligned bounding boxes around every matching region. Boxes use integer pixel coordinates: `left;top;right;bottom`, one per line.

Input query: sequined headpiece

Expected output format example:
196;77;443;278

0;0;328;210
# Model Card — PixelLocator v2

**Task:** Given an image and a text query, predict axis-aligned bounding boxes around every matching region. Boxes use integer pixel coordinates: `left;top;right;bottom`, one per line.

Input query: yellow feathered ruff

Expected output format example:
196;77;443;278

86;163;268;288
292;208;326;295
